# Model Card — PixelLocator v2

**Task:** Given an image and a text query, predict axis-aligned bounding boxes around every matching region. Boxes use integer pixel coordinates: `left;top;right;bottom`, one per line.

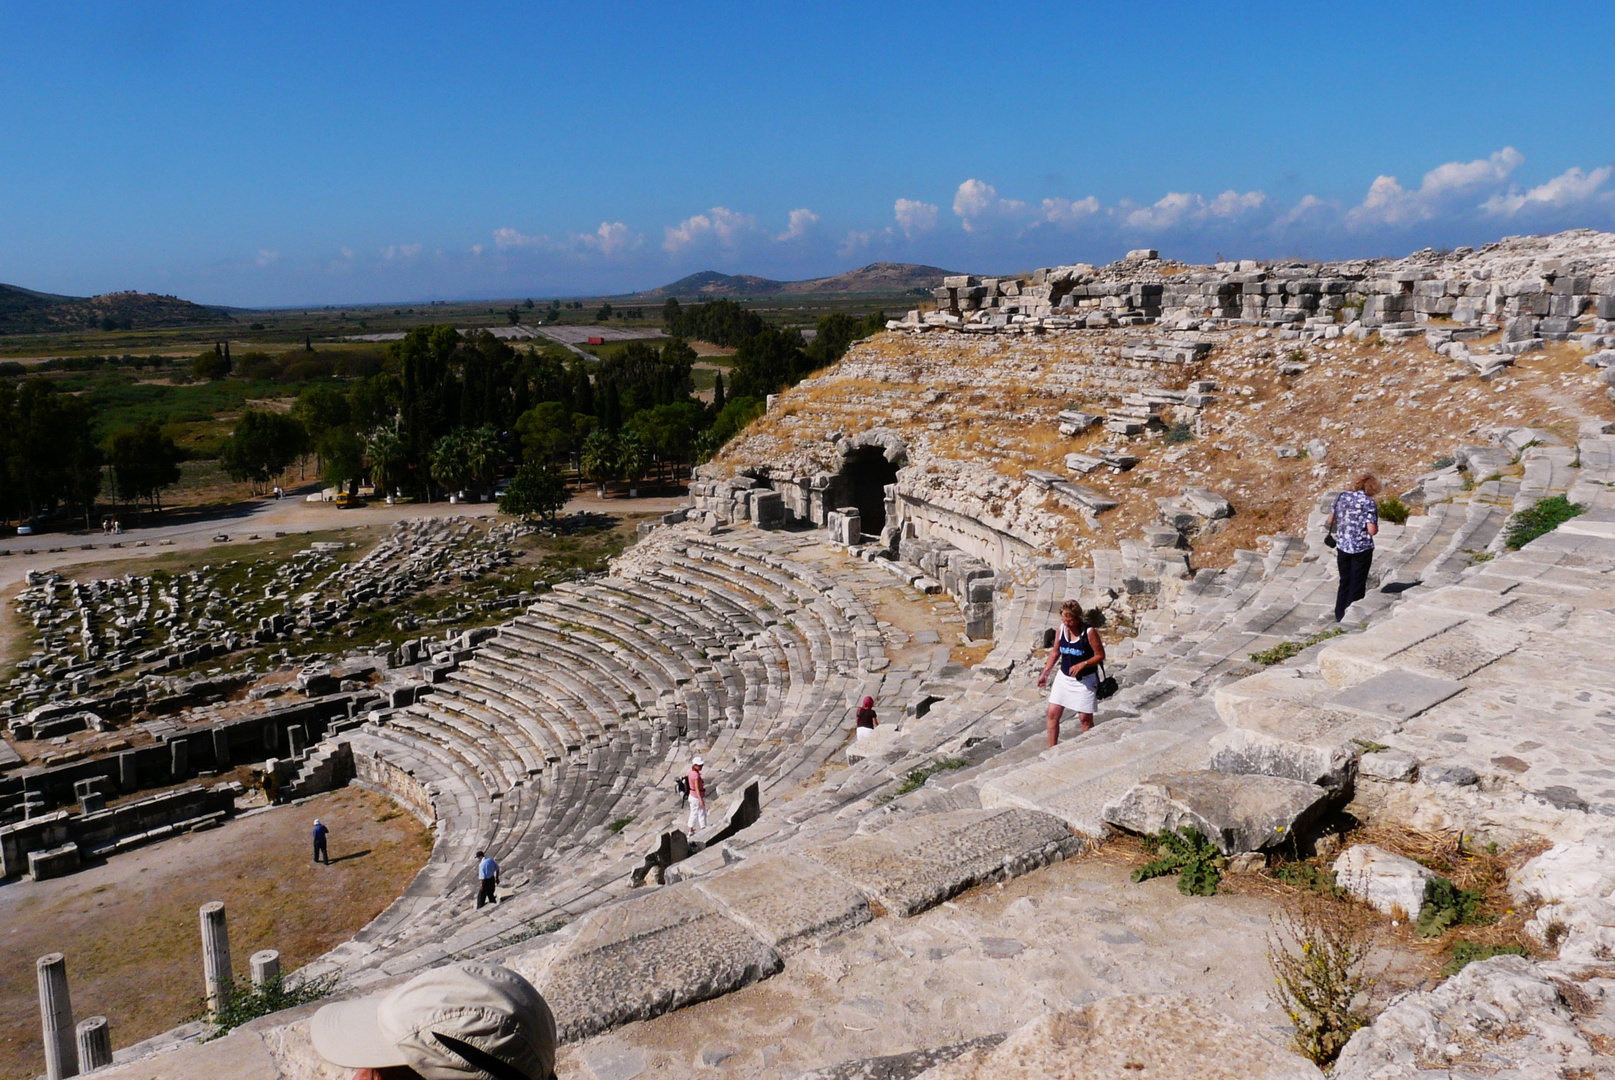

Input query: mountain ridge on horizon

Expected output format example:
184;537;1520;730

626;261;960;300
0;281;233;335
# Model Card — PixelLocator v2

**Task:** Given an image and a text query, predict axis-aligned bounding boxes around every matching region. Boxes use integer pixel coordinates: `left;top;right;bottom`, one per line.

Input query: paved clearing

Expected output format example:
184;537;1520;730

0;787;429;1080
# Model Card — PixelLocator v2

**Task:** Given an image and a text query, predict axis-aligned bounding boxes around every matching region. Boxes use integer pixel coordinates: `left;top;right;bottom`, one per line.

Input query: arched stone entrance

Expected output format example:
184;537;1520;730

841;446;899;535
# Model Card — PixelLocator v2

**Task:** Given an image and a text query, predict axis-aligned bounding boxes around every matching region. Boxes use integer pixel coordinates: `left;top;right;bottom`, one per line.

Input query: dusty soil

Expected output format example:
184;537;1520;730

0;786;430;1080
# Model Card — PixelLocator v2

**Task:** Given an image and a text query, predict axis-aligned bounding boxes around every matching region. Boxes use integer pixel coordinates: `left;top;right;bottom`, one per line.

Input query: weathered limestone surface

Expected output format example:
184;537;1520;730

911;997;1323;1080
1102;770;1332;855
800;808;1081;917
535;884;783;1043
695;854;873;954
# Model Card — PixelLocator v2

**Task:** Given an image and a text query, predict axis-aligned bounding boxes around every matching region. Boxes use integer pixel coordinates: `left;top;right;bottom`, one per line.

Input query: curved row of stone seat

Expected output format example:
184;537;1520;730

297;524;889;988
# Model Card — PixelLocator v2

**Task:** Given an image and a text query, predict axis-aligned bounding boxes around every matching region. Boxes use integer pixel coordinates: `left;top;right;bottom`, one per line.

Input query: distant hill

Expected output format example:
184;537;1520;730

0;283;232;334
636;262;957;299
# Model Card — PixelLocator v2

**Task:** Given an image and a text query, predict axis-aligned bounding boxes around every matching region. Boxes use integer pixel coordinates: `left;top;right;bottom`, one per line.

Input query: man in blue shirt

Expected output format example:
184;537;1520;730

476;850;500;908
312;818;329;865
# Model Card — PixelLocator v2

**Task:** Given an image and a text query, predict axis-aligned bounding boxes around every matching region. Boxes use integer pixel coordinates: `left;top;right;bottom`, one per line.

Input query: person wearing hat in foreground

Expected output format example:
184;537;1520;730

313;818;330;865
311;961;557;1080
686;756;707;835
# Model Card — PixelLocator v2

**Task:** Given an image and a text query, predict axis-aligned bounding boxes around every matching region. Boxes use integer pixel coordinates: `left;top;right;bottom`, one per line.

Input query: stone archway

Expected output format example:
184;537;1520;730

841;446;899;534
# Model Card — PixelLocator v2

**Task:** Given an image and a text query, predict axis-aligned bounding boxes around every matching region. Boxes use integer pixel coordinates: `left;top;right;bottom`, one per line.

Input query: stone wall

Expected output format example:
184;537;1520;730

897;231;1615;353
0;781;240;879
354;747;438;827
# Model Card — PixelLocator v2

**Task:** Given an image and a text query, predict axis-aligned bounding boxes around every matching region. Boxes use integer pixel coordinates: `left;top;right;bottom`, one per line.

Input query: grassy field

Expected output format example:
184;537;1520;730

0;786;430;1080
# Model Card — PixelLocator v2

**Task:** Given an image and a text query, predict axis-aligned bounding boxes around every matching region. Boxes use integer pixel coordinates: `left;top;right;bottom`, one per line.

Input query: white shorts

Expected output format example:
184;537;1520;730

855;726;874;741
687;803;708;834
1049;670;1098;714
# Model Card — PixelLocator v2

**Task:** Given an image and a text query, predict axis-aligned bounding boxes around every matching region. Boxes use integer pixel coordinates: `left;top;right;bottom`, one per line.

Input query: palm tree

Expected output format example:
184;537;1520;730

464;425;502;496
429;430;471;494
365;421;407;499
580;429;619;497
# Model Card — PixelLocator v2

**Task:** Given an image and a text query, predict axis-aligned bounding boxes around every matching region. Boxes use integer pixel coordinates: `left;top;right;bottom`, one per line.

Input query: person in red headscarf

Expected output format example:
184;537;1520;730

854;696;878;740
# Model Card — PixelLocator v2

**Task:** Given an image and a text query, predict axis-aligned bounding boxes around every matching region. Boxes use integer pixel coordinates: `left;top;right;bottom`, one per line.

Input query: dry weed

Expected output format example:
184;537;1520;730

1267;893;1378;1067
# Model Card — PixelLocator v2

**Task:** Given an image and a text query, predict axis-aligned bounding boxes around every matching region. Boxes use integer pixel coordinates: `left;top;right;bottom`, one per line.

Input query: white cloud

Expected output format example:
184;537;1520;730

255;249;278;266
952;179;1028;232
1272;194;1331;229
573;221;638;255
777;208;819;242
339;246;354;260
1350;147;1524;225
663;207;755;252
493;228;542;249
1124;190;1265;229
1040;196;1100;226
1483;165;1613;217
837;229;874;257
381;243;423;261
894;198;939;237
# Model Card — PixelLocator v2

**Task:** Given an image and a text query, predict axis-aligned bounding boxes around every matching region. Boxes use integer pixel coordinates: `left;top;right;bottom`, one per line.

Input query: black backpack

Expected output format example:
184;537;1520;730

675;774;690;803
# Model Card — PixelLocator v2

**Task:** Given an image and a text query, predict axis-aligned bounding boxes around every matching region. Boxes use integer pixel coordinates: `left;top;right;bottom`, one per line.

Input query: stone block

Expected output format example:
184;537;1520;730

536;883;782;1043
1181;487;1233;519
1333;844;1433;917
799;808;1081;917
1358;749;1417;781
1328;669;1466;720
1103;770;1333;854
28;841;80;881
695;854;872;954
1508;828;1615;905
749;490;784;529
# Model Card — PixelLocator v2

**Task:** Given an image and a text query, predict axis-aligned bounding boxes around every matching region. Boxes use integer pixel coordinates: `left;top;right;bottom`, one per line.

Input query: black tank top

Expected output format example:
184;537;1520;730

1058;625;1095;676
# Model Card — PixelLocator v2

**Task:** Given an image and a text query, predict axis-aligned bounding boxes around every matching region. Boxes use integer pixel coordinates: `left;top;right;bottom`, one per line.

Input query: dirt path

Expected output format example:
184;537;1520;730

0;787;430;1080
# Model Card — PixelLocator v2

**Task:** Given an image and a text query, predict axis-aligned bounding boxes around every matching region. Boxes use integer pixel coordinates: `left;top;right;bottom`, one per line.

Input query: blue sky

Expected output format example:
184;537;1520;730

2;1;1613;307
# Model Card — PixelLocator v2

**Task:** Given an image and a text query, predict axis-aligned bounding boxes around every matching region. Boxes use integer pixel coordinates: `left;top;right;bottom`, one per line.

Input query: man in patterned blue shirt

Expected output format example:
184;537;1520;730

1327;473;1381;621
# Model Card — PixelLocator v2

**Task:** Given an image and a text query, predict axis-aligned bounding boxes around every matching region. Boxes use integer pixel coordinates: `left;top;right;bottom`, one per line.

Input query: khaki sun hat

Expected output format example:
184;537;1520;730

311;962;556;1080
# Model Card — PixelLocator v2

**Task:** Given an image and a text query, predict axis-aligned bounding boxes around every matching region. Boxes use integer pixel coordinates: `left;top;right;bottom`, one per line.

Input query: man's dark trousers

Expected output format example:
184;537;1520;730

478;877;498;907
313;838;329;864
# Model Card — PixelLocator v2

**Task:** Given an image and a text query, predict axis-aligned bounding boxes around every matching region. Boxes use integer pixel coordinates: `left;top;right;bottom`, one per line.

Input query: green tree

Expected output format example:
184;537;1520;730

728;328;808;400
220;411;308;493
617;430;647;488
596;302;614;321
464;424;503;492
579;428;619;492
365;422;408;498
516;401;574;465
498;463;570;524
429;429;473;493
108;422;183;514
321;428;366;496
192;345;231;381
712;371;726;411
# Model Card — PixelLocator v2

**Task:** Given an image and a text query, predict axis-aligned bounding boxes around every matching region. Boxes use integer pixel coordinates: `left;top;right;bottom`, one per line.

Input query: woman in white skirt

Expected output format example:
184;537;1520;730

1035;600;1106;747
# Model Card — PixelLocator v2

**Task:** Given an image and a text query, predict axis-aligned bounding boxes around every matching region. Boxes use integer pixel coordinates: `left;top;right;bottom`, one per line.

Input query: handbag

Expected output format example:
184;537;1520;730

1095;662;1119;701
1324;532;1337;549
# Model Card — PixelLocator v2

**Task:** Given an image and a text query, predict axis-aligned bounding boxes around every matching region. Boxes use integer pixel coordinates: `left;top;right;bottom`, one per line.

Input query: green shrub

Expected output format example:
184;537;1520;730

1249;628;1345;666
1164;421;1195;444
1416;876;1486;938
1441;940;1526;977
1376;496;1411;525
1132;827;1223;896
1272;861;1347;899
1504;494;1585;550
206;972;338;1039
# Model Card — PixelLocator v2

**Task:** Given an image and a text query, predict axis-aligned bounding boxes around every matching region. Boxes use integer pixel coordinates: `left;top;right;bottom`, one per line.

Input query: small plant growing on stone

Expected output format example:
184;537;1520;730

1271;860;1347;900
607;815;634;833
204;972;339;1039
1503;494;1585;550
1376;496;1411;525
1131;826;1223;896
1441;939;1526;977
1164;421;1195;444
1416;875;1486;937
1249;627;1345;666
1432;454;1455;470
1268;897;1375;1067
